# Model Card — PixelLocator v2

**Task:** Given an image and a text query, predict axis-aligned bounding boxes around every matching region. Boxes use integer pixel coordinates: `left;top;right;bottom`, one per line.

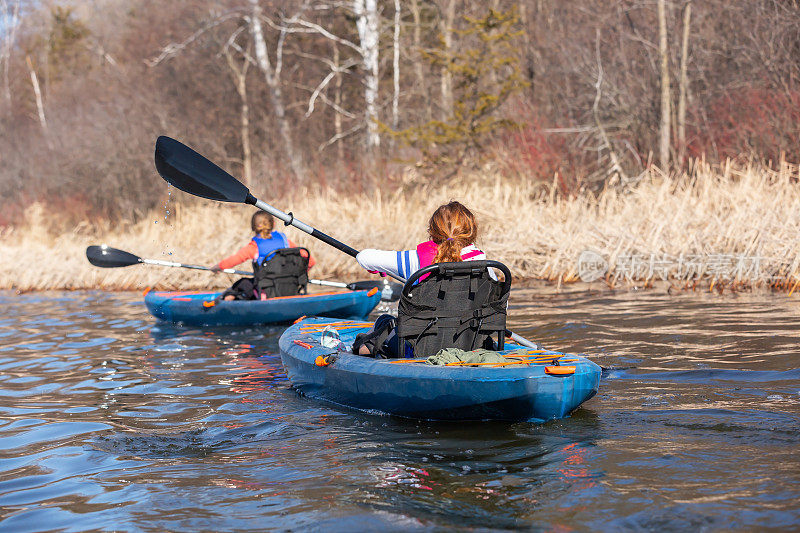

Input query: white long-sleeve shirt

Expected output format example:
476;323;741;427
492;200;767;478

356;245;488;280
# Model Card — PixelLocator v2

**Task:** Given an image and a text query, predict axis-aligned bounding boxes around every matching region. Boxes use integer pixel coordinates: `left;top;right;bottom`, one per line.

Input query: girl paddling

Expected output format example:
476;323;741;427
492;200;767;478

212;211;315;300
354;201;492;356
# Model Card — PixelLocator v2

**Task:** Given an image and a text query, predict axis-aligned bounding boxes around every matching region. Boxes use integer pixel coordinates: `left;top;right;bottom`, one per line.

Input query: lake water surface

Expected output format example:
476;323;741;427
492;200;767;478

0;289;798;531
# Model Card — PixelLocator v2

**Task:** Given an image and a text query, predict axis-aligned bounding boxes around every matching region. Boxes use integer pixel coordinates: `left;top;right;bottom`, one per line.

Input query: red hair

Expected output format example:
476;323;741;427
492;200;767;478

428;201;478;263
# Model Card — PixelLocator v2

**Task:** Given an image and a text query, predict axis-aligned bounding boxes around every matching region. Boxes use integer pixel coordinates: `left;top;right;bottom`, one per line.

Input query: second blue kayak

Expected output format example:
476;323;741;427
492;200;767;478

144;289;381;326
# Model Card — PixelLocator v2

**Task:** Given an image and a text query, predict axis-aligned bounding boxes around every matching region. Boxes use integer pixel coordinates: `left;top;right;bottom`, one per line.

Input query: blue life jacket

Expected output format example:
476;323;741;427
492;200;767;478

252;231;290;267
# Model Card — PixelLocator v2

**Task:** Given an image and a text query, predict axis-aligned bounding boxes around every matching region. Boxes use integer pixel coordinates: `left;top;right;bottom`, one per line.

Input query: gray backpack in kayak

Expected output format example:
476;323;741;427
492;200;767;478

254;247;309;299
397;260;511;358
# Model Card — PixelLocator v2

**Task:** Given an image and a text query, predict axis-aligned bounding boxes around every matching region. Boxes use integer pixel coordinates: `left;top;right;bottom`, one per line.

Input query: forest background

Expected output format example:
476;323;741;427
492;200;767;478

0;0;798;291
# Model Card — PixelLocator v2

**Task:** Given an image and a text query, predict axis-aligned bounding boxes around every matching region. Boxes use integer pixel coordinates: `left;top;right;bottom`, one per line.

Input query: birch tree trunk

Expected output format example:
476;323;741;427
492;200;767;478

249;0;305;179
332;42;345;162
439;0;456;119
677;0;692;167
657;0;671;169
392;0;401;130
224;46;252;186
26;56;47;133
354;0;380;150
409;0;429;120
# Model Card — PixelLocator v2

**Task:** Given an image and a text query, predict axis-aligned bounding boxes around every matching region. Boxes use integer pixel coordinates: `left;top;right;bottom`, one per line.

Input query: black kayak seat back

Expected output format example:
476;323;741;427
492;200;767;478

397;260;511;358
254;247;310;298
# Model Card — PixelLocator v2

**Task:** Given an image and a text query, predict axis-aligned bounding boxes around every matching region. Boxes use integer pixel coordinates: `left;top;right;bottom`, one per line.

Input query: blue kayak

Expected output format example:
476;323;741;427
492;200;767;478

144;289;381;326
279;317;601;422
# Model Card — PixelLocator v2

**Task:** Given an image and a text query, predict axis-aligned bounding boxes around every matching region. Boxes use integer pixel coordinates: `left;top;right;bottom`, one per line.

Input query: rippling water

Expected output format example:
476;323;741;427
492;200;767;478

0;289;798;531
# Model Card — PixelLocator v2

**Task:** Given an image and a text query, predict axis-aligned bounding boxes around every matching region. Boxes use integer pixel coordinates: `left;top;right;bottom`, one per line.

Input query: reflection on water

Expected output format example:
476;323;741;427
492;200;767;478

0;289;798;530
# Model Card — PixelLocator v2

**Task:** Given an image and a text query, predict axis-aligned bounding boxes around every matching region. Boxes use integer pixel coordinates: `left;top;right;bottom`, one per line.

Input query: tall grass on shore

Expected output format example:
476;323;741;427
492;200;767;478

1;160;798;292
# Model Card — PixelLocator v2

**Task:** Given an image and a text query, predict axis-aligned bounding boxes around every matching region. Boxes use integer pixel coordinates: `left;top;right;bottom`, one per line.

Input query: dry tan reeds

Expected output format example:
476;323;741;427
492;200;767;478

1;160;798;292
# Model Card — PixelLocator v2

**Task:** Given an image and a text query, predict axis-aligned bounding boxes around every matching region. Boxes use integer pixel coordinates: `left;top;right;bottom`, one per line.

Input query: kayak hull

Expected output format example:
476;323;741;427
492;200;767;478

279;317;601;422
144;290;381;326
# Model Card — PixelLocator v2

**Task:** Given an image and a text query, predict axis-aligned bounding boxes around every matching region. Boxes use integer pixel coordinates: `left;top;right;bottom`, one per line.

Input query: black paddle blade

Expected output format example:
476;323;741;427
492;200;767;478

86;245;142;268
154;136;253;204
348;280;403;301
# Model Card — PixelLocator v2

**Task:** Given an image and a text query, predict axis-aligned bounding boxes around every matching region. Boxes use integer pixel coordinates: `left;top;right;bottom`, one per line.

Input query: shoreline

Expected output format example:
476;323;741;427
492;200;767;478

2;160;798;293
2;278;795;298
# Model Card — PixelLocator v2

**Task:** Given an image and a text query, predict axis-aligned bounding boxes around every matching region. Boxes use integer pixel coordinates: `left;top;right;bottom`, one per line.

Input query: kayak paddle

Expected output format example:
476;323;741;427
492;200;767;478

155;136;359;258
153;136;538;349
86;244;250;275
86;245;401;301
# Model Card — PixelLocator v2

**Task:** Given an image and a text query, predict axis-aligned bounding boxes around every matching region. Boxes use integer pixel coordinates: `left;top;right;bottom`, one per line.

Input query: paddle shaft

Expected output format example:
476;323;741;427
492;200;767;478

248;196;362;259
145;257;384;295
309;279;347;288
140;258;250;276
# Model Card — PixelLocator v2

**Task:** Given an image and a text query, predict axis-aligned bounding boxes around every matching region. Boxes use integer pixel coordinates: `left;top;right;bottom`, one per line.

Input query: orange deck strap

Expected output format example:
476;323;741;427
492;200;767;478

294;340;313;349
367;287;379;297
441;357;580;368
387;356;579;366
443;360;529;367
545;365;576;375
142;287;152;297
506;357;577;364
298;320;352;329
504;352;548;360
292;315;307;325
299;322;373;331
320;324;373;331
203;300;216;308
173;297;192;301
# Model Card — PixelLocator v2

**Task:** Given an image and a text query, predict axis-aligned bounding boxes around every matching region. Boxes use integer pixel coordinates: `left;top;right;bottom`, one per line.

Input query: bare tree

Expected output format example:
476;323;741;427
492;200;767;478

249;0;306;179
0;0;21;107
677;0;692;167
392;0;401;130
25;55;47;133
658;0;671;169
353;0;380;150
409;0;428;119
438;0;456;119
223;28;253;185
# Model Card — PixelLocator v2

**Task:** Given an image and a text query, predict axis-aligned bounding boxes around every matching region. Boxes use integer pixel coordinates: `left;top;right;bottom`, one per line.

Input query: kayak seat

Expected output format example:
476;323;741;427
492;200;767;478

254;247;310;299
397;260;511;358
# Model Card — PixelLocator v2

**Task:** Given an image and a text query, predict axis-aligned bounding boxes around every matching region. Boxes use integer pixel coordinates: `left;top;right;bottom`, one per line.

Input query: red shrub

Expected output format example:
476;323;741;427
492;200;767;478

688;87;800;162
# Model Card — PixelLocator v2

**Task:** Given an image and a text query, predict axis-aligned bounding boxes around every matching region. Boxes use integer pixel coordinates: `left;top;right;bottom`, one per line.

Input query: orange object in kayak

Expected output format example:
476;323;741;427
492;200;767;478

203;300;216;308
545;365;576;375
